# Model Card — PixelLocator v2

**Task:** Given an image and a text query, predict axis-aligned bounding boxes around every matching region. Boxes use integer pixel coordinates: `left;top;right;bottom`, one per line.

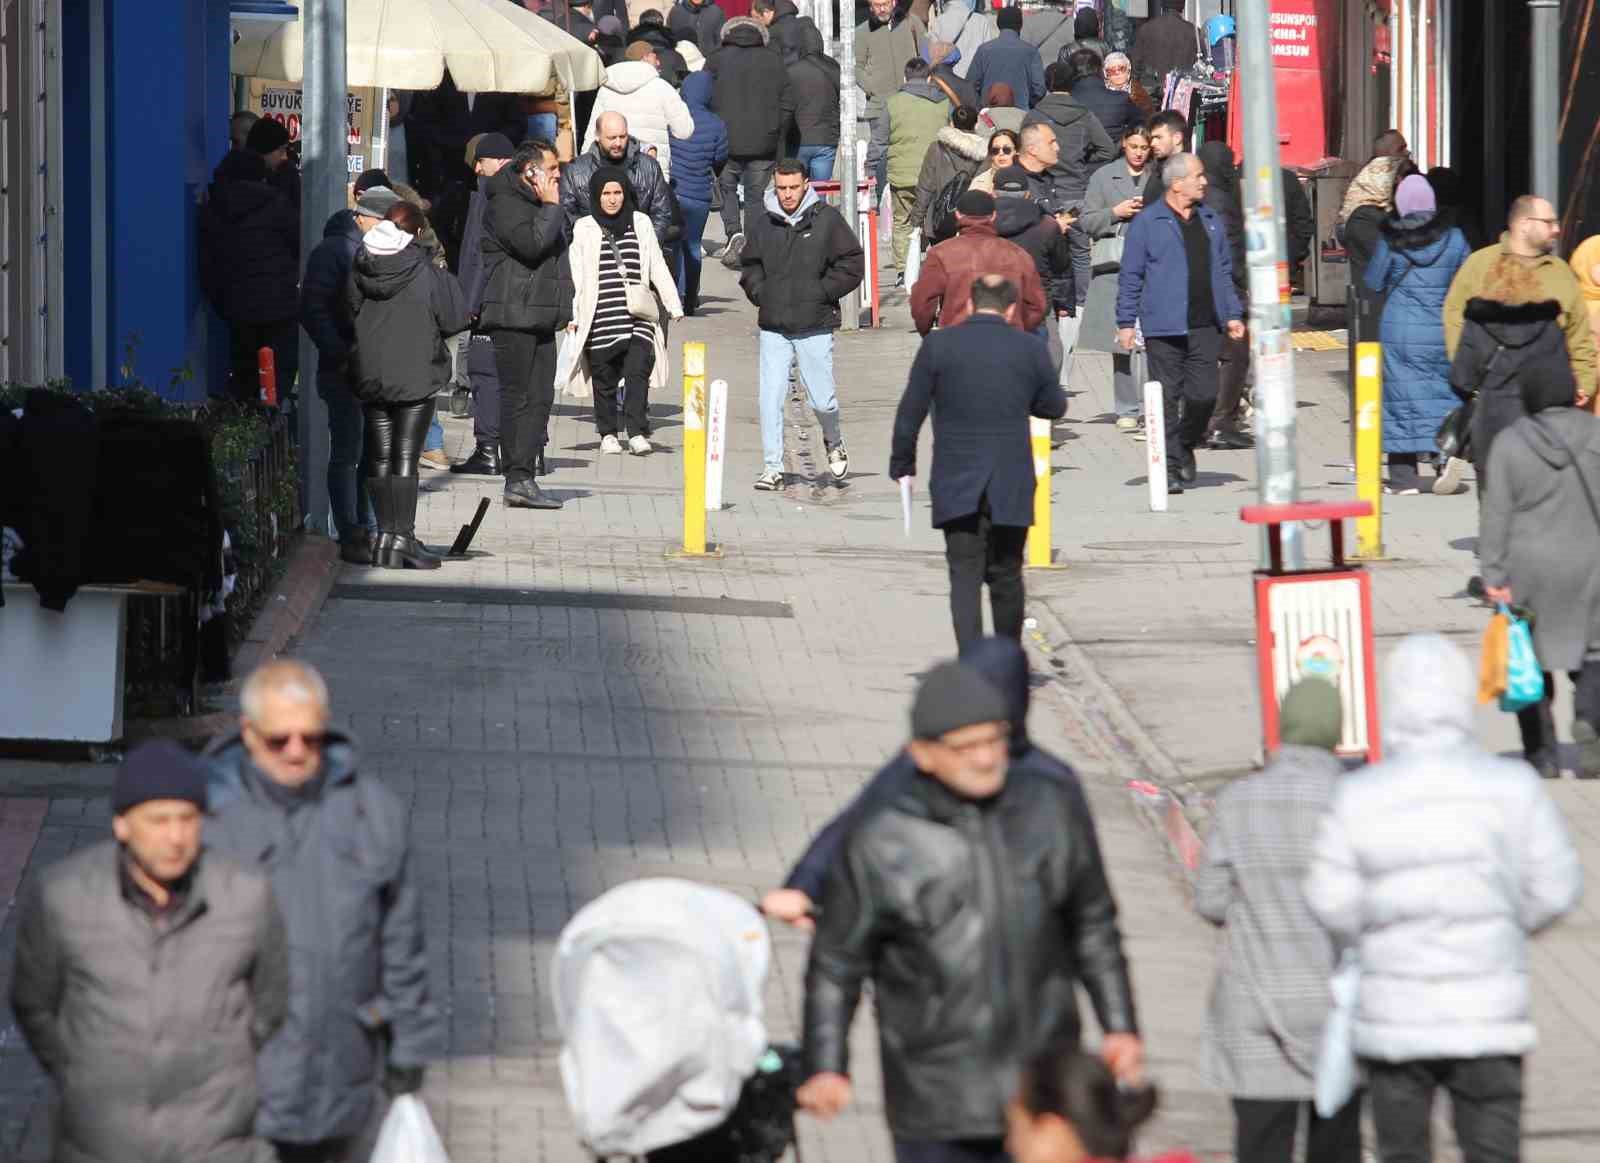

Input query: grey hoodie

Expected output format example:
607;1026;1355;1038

1023;89;1116;203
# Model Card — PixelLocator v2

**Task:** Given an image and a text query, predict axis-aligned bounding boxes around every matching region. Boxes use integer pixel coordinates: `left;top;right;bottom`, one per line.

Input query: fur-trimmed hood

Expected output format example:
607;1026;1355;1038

1379;208;1456;252
1463;297;1562;326
936;125;988;162
719;15;768;44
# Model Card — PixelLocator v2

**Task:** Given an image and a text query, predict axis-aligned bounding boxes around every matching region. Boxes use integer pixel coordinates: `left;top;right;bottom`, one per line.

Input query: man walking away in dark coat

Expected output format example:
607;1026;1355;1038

797;657;1142;1158
893;275;1067;645
709;15;795;258
200;146;301;402
451;132;517;477
300;185;399;564
968;5;1045;111
628;13;691;86
11;740;289;1163
788;24;842;180
739;160;865;491
670;0;726;57
1133;0;1199;86
754;0;818;64
206;660;441;1161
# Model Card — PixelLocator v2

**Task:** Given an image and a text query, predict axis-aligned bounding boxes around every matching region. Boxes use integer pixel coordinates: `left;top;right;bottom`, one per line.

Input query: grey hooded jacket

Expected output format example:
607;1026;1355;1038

10;840;289;1163
204;730;440;1144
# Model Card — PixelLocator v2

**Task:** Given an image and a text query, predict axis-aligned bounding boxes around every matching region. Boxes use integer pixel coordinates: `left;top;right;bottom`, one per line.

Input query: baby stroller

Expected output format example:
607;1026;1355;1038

553;879;804;1163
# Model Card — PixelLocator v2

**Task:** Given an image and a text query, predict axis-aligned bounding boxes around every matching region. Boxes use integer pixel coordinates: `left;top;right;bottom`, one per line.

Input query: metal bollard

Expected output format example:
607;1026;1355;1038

1144;379;1168;512
257;347;278;406
1025;417;1063;568
1352;341;1384;559
669;343;721;558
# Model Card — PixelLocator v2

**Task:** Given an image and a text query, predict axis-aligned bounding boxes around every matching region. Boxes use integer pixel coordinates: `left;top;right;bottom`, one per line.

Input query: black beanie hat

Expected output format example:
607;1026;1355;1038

112;740;208;815
955;189;997;217
245;116;292;156
911;661;1010;741
353;167;393;194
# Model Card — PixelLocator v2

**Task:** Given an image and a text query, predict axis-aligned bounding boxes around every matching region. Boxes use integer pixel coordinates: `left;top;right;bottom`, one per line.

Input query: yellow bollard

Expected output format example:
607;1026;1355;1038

1353;341;1384;559
668;342;720;558
1025;417;1064;569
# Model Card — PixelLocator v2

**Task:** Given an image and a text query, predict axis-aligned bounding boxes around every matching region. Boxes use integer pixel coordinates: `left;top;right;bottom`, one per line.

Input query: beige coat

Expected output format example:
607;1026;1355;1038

564;210;684;401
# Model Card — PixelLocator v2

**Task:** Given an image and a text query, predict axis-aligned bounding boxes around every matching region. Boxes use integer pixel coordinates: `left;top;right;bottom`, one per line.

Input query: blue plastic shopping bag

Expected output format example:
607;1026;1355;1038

1499;604;1545;713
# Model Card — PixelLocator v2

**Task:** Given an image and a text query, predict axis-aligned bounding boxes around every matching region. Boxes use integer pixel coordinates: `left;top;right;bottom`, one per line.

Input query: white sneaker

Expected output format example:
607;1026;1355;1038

826;442;849;479
600;434;624;454
1115;416;1140;432
1433;456;1468;495
628;434;653;456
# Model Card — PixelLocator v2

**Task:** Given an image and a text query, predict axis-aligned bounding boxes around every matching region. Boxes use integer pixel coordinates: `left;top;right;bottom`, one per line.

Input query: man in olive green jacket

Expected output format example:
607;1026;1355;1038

886;58;951;279
856;0;927;203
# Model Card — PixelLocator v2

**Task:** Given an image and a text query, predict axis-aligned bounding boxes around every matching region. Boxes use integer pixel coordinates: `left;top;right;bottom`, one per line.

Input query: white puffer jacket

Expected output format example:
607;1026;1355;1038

582;61;695;179
1304;633;1583;1063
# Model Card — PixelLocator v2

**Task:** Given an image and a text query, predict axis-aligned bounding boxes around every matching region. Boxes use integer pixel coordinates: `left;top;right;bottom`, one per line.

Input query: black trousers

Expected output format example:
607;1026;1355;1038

718;157;776;238
362;399;433;477
892;1138;1008;1163
588;336;656;438
1232;1096;1362;1163
942;497;1028;649
489;329;557;483
227;318;299;403
1364;1056;1522;1163
1212;327;1250;433
1516;660;1600;759
468;333;501;446
1146;326;1222;473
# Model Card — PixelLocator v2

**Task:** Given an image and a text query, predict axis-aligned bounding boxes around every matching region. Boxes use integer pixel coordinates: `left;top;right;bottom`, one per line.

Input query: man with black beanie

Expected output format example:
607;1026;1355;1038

798;656;1141;1162
11;740;290;1163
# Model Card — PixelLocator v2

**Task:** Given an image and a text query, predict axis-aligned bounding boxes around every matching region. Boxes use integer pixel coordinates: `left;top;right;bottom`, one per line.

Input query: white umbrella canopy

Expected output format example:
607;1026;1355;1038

232;0;606;93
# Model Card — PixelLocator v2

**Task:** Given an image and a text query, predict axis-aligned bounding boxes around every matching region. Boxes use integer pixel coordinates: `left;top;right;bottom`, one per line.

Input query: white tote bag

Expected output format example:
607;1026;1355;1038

905;227;924;291
1313;950;1362;1118
555;325;586;401
370;1096;450;1163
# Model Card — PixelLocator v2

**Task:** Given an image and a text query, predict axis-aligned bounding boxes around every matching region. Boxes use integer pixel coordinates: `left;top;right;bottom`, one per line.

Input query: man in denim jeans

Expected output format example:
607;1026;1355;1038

739;161;865;490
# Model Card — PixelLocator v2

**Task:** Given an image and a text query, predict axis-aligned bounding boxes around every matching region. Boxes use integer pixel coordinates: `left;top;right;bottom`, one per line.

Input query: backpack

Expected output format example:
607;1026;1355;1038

925;169;975;239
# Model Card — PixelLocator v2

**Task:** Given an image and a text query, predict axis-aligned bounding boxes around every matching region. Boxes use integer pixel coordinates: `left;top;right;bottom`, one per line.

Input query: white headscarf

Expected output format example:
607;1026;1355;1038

1103;51;1133;94
362;219;413;256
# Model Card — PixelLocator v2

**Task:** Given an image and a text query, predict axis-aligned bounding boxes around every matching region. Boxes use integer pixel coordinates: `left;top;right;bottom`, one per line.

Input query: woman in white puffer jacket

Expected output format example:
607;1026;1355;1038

582;47;694;178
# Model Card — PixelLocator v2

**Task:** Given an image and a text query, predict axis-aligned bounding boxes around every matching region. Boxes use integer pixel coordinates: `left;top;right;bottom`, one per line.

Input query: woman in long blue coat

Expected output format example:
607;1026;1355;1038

1365;174;1472;494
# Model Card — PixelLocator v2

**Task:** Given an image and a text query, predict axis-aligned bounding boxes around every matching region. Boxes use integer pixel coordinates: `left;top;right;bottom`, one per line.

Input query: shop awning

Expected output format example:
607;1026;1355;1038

230;0;605;94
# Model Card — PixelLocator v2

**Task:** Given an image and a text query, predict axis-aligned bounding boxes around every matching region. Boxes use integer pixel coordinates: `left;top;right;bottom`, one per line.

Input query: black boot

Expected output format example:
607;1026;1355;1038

504;478;563;510
451;442;502;475
339;527;376;566
378;476;442;569
367;477;394;563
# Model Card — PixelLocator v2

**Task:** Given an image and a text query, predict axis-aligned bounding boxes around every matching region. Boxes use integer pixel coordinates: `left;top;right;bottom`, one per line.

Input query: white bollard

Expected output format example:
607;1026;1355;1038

705;378;728;511
1144;379;1168;512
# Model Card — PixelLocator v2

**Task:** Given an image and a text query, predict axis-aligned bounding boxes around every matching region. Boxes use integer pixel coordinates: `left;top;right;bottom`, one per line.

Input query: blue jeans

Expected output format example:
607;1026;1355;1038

425;412;443;451
758;330;840;472
315;371;375;539
795;145;837;182
676;198;712;311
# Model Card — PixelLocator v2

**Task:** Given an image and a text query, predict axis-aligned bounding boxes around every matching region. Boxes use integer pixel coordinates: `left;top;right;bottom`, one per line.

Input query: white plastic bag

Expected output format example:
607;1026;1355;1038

1313;950;1361;1118
904;227;923;290
555;326;586;401
370;1095;450;1163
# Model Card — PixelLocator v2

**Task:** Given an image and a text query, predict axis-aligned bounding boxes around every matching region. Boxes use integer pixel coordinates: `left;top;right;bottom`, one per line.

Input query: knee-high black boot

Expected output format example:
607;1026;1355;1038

367;476;394;563
378;474;441;570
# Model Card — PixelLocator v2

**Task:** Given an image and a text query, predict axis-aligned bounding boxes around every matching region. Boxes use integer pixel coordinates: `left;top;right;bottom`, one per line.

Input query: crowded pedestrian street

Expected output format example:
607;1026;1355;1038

6;242;1600;1160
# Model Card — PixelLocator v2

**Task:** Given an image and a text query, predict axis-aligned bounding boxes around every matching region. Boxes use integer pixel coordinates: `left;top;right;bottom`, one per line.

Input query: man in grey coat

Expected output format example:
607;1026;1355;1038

11;740;290;1163
1196;679;1360;1163
205;660;441;1162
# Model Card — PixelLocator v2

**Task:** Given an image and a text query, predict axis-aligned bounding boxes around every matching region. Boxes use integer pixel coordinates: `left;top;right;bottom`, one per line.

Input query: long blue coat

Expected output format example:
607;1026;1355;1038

1365;213;1471;453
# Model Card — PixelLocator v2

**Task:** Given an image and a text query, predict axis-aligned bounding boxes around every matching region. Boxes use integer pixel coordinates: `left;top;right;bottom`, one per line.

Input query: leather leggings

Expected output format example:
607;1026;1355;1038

362;399;434;477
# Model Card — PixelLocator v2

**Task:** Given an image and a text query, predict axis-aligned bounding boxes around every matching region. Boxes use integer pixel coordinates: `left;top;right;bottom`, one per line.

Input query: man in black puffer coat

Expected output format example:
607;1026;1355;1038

480;141;573;511
755;0;820;64
199;148;301;401
709;16;795;251
561;115;676;242
669;0;726;56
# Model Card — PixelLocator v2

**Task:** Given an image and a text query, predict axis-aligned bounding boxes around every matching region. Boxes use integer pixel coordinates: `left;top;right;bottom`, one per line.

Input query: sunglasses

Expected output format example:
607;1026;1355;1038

258;730;328;752
989;144;1016;156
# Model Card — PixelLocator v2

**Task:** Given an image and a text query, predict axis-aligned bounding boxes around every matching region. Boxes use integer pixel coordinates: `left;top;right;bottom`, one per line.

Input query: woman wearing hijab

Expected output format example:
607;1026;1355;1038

1480;355;1600;778
1364;174;1471;494
1078;123;1151;432
565;167;683;455
1571;234;1600;353
346;201;470;569
979;83;1026;135
1102;51;1153;118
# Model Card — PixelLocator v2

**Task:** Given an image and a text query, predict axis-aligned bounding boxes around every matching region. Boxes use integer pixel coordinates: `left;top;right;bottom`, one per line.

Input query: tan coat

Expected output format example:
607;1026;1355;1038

563;211;684;401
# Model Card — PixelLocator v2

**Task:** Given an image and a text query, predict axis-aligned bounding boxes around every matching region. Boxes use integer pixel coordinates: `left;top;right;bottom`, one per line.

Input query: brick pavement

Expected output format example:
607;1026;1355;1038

1;235;1597;1163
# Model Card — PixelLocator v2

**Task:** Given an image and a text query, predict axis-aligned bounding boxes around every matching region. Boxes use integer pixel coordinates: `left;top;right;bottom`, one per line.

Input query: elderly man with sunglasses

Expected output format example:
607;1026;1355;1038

204;659;440;1162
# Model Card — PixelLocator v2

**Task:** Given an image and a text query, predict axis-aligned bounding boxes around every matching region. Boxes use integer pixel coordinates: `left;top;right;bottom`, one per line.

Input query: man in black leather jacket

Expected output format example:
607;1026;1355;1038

795;653;1141;1163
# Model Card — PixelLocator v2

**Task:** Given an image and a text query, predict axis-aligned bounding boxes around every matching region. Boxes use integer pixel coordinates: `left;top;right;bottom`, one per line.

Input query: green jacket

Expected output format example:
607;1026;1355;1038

886;81;951;189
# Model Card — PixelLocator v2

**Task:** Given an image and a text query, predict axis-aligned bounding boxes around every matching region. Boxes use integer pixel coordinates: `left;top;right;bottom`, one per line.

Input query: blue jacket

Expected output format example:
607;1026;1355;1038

299;209;363;386
670;72;729;207
1116;199;1245;337
1365;212;1472;453
967;29;1046;110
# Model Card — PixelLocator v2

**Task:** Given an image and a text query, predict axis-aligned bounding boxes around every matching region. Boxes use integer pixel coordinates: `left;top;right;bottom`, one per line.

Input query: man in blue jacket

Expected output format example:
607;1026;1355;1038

967;5;1045;111
1116;151;1245;496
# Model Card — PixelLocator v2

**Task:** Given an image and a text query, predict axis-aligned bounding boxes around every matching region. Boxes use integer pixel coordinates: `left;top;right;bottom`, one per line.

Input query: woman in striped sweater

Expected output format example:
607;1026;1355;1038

564;166;684;454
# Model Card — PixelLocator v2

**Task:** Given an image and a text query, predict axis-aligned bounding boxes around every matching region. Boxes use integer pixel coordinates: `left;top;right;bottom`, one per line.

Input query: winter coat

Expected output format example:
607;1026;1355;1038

739;186;865;337
1444;235;1599;403
994;194;1071;313
886;80;951;188
479;163;575;336
1021;7;1080;71
582;61;695;177
912;220;1047;335
913;126;989;231
562;138;678;241
1078;158;1145;242
1304;633;1582;1063
929;2;998;79
855;13;927;108
766;0;820;63
1196;745;1343;1100
803;702;1131;1140
708;17;794;160
1023;90;1116;203
300;209;364;383
1069;76;1141;146
1116;200;1244;337
1132;10;1199;79
199;150;301;326
669;71;728;204
627;25;691;85
1480;407;1600;671
10;840;289;1163
1344;203;1389;325
346;241;470;405
1452;299;1580;487
1365;212;1472;453
458;182;491;317
565;211;683;400
788;29;842;147
968;29;1046;111
204;730;441;1144
669;0;726;56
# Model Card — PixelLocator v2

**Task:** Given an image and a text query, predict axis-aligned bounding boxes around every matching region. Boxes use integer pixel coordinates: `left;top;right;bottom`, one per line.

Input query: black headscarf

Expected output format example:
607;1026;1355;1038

587;165;637;235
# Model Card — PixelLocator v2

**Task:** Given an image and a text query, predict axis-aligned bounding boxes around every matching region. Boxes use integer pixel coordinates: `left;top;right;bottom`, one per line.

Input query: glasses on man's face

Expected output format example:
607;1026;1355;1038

259;730;328;752
1531;217;1560;227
